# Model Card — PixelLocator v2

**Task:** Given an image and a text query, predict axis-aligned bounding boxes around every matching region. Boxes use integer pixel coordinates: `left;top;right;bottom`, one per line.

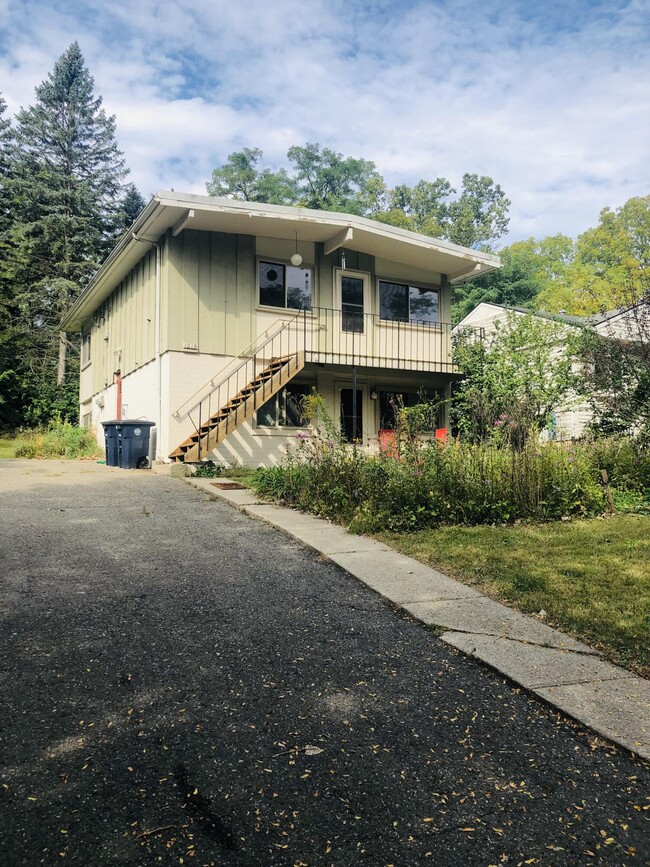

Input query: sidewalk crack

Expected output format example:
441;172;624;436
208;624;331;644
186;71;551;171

439;628;599;655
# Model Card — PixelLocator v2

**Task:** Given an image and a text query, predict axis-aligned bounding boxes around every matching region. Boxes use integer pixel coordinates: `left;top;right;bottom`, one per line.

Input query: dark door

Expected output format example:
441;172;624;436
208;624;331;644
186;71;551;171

340;388;363;442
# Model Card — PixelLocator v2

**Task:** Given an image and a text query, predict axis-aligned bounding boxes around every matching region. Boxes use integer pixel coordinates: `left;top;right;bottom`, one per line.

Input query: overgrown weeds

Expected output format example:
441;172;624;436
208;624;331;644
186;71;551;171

14;420;101;460
584;436;650;492
253;438;606;530
250;393;618;530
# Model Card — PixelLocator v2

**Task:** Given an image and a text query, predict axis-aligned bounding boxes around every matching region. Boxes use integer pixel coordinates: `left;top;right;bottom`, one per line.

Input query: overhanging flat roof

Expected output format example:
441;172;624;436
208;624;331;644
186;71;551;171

62;191;500;331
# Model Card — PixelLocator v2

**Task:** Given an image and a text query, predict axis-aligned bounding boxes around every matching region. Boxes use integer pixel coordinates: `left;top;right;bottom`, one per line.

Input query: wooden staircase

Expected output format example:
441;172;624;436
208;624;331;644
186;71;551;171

169;351;305;462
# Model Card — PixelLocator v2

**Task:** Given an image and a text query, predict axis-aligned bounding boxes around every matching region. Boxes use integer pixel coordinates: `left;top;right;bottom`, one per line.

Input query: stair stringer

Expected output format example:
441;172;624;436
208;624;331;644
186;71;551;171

176;351;305;462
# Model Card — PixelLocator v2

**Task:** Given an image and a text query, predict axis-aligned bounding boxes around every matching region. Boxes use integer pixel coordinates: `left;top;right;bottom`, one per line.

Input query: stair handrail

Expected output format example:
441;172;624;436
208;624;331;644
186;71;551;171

174;310;305;421
172;312;303;420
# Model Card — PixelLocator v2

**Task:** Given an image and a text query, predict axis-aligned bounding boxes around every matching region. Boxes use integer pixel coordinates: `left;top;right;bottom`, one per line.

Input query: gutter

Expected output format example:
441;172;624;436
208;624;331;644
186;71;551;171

60;195;163;331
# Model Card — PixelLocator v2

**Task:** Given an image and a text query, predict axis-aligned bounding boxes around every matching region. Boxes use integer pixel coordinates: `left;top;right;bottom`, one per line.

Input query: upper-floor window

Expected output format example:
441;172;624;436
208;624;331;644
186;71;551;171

379;281;439;325
81;331;91;365
259;260;312;310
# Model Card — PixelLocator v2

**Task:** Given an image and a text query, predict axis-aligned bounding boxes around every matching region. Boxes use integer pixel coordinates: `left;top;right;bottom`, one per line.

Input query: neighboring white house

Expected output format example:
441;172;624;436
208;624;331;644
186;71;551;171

592;301;650;342
62;192;499;467
453;302;593;440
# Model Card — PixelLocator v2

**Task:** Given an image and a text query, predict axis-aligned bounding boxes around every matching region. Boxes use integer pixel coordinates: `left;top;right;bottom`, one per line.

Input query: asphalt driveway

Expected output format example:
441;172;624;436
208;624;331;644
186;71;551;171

0;461;648;866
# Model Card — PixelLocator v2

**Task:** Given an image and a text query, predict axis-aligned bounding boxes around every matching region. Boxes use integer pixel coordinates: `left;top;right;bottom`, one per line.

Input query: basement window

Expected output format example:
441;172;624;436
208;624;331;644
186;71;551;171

259;261;313;310
379;281;439;324
257;383;312;428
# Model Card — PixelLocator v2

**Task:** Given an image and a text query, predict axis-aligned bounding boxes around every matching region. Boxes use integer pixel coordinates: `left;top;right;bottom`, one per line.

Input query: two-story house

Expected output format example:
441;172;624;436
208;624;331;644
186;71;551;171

61;192;499;466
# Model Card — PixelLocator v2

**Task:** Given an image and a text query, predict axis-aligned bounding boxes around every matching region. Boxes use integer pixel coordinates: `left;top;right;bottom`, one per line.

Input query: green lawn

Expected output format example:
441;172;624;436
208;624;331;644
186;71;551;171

377;515;650;676
0;437;16;459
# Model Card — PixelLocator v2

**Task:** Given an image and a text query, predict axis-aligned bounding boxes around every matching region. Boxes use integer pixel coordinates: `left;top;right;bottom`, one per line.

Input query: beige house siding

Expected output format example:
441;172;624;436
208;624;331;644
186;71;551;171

80;246;157;402
165;230;255;357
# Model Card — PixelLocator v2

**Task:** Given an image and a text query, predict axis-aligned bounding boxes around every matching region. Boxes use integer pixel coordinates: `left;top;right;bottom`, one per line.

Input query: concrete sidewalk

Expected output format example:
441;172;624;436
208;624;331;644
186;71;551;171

189;476;650;761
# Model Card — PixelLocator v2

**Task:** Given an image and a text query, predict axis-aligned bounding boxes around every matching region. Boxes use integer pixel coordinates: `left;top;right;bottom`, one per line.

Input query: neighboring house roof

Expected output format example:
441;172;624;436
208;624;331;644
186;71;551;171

592;301;650;333
455;301;588;330
61;192;500;332
454;299;649;338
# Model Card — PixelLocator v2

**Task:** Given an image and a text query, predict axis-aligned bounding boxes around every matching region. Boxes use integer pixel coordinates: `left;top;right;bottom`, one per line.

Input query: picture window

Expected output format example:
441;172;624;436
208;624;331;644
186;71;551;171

259;260;312;310
379;281;438;324
257;383;312;428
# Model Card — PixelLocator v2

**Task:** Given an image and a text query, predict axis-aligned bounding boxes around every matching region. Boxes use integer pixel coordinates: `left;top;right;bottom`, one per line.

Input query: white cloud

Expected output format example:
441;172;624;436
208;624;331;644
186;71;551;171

0;0;648;243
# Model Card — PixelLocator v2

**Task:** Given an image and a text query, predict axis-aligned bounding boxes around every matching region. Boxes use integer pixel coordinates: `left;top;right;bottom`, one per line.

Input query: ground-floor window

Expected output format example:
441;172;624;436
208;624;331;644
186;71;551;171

257;383;312;428
379;390;439;430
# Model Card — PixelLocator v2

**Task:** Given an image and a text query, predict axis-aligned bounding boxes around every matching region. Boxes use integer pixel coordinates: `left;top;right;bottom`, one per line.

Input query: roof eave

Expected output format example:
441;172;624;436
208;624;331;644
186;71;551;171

61;192;501;331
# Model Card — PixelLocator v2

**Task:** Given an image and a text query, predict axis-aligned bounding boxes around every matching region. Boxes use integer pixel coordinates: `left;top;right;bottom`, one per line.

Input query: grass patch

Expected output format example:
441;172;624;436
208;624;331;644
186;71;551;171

223;466;256;481
0;436;16;459
14;421;102;460
377;515;650;676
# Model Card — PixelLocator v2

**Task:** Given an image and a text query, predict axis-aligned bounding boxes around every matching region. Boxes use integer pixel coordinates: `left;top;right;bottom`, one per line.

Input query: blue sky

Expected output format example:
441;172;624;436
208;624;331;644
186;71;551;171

1;0;648;245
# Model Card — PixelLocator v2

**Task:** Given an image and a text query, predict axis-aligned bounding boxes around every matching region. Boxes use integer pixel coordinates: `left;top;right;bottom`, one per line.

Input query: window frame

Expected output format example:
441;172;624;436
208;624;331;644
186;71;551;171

81;330;92;367
377;278;440;326
255;382;314;430
378;389;440;431
257;257;314;312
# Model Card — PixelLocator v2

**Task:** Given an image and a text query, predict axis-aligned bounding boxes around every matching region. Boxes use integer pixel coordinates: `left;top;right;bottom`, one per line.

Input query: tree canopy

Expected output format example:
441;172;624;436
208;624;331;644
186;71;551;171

0;42;144;427
207;145;511;251
452;195;650;325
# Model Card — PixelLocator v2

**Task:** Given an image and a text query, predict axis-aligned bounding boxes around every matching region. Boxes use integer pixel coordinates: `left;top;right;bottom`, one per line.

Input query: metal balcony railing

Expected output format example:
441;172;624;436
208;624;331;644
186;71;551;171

305;306;457;372
172;307;484;427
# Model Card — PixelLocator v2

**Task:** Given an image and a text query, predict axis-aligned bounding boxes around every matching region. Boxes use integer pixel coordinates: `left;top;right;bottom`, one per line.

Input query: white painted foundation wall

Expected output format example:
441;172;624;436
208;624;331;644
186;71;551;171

84;349;453;467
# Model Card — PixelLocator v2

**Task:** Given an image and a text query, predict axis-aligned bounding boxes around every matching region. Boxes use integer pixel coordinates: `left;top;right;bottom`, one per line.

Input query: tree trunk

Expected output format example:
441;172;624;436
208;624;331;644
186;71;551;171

57;331;67;385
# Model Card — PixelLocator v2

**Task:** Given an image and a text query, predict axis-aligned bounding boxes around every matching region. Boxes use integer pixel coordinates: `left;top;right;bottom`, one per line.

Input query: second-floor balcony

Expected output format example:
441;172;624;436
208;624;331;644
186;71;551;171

172;308;484;435
265;306;463;374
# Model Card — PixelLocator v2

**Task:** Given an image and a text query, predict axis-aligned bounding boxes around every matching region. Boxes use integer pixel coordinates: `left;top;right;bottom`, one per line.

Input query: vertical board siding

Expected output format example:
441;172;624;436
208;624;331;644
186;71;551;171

319;247;335;308
88;247;156;396
236;234;255;352
165;230;254;357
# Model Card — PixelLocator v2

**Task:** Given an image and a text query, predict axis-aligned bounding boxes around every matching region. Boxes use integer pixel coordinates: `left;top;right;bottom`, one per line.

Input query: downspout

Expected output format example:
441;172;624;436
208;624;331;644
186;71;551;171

155;237;162;461
133;229;162;461
114;371;122;420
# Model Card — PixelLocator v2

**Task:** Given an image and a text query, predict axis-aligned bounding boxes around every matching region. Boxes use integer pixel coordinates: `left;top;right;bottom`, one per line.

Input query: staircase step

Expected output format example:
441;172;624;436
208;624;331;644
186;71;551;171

169;350;304;461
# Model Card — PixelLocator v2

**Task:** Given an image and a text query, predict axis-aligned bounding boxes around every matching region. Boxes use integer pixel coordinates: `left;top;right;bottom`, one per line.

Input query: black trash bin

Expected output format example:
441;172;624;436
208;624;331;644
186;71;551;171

102;422;121;467
102;420;155;469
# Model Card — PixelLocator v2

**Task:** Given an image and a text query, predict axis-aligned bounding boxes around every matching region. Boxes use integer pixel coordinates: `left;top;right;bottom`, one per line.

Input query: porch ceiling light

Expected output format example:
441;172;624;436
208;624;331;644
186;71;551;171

291;231;303;267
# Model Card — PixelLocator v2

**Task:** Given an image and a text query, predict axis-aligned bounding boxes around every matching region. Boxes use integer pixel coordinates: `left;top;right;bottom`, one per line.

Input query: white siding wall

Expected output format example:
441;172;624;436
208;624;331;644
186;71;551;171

90;359;160;450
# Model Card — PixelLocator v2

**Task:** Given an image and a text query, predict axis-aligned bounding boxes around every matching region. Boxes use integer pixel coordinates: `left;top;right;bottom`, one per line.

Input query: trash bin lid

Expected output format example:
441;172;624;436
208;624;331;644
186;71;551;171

101;419;155;428
119;419;155;427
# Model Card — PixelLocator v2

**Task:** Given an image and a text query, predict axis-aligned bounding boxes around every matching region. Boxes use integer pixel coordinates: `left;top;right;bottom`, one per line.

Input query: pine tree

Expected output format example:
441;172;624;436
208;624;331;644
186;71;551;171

0;95;20;426
115;182;147;232
5;42;128;424
0;95;12;235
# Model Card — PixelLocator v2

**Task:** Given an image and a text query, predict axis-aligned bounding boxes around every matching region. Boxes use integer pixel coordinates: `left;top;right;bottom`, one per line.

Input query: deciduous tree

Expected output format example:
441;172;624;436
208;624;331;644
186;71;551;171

206;146;510;249
453;311;577;445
